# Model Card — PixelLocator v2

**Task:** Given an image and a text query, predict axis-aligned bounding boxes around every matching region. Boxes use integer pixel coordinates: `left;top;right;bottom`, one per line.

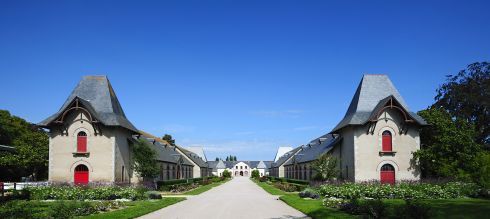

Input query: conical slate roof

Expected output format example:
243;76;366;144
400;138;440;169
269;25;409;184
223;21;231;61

38;76;138;132
331;74;426;133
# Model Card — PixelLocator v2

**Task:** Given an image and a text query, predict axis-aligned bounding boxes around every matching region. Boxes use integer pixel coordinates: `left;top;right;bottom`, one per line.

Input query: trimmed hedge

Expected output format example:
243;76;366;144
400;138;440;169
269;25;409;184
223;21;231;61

319;182;480;199
267;176;309;185
26;186;146;200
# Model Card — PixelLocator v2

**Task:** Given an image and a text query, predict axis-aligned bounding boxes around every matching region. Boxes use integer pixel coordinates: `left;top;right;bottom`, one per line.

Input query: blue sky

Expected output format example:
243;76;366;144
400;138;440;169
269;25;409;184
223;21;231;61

1;1;489;161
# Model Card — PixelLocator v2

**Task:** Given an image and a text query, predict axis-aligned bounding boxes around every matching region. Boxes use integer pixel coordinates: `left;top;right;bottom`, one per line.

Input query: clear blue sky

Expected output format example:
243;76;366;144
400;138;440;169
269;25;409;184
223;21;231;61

1;1;489;161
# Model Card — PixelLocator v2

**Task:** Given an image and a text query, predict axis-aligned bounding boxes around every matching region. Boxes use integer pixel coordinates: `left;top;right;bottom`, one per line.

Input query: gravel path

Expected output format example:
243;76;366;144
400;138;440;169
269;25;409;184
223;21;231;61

139;177;308;219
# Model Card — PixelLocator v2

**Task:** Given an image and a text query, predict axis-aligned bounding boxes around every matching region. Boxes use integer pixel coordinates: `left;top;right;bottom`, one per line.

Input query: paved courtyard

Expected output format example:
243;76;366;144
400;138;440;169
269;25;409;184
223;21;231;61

139;177;308;219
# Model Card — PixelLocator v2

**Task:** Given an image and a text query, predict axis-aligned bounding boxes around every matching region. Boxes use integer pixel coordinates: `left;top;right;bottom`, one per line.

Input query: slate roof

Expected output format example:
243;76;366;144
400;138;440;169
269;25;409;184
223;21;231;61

208;160;226;171
221;161;273;169
130;136;193;166
271;146;303;168
284;134;342;165
274;146;293;162
177;147;209;168
331;74;427;133
38;76;138;132
184;146;207;162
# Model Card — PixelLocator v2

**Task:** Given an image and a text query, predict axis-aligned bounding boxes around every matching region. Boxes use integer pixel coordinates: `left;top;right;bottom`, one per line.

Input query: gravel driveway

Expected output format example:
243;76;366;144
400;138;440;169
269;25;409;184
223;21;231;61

139;177;308;219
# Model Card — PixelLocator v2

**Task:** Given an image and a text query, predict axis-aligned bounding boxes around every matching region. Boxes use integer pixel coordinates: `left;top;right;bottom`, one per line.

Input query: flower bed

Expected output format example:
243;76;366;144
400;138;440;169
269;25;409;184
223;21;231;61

319;182;479;199
25;186;146;201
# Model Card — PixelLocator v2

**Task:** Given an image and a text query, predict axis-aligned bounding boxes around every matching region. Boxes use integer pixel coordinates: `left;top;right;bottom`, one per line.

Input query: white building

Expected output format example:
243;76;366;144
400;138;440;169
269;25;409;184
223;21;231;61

208;160;272;177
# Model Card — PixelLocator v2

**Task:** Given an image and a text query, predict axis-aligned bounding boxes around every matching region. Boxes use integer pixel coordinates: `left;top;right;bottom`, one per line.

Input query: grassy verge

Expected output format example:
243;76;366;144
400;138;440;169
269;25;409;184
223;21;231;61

183;179;230;195
280;194;355;219
253;180;287;195
82;198;185;219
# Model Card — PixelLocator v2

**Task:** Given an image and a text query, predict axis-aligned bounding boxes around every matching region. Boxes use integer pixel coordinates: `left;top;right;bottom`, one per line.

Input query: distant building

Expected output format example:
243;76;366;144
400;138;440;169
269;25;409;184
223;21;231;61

208;160;272;177
271;75;427;183
38;76;210;185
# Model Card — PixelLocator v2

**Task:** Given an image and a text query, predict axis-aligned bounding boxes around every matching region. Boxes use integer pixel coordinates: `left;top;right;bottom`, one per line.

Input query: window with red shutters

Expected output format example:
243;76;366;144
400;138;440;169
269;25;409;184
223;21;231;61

382;131;392;152
77;131;87;152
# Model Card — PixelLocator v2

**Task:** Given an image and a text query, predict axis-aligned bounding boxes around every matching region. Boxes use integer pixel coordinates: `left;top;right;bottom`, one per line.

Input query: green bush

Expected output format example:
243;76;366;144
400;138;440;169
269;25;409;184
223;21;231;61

319;182;479;199
157;179;190;187
0;200;35;219
251;170;260;179
284;178;309;185
144;191;162;199
50;201;77;218
299;188;320;199
222;170;231;178
26;186;145;201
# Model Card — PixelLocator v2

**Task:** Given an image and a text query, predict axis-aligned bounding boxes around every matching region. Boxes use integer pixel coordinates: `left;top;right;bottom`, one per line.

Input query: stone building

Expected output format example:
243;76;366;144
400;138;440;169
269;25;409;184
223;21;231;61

208;160;272;177
271;75;427;183
38;76;209;185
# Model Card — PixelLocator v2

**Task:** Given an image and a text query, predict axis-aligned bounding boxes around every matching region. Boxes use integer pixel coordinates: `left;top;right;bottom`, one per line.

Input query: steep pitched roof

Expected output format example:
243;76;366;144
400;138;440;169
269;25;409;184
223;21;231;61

331;74;427;133
177;147;209;168
184;146;207;162
273;146;293;162
130;136;193;166
38;76;138;132
271;146;303;168
284;134;342;165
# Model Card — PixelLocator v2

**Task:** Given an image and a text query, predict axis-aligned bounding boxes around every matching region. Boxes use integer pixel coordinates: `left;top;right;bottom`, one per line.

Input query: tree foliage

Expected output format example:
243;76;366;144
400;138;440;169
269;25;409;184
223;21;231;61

161;134;176;146
222;169;231;178
312;153;339;180
0;110;48;181
434;62;489;148
415;108;482;181
131;138;159;178
225;155;237;161
251;169;260;179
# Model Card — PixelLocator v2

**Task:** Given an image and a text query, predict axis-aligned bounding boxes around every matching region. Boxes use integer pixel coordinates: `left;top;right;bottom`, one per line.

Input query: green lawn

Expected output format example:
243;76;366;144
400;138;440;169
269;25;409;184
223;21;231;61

82;198;185;219
253;179;490;219
183;179;230;195
280;194;355;219
253;180;287;195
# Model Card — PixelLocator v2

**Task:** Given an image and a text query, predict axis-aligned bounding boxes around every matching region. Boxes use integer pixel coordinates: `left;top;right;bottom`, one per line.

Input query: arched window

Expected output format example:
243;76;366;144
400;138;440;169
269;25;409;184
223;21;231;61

77;131;87;152
382;131;392;152
380;164;395;184
74;164;89;185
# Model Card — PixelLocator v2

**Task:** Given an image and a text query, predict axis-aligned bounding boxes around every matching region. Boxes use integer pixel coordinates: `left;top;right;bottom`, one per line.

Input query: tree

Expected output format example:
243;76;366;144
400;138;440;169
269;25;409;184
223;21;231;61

251;169;260;179
414;108;482;181
215;157;219;161
311;153;339;180
131;138;159;179
161;134;176;146
434;62;489;148
234;156;237;161
225;156;229;161
0;110;49;181
222;169;231;178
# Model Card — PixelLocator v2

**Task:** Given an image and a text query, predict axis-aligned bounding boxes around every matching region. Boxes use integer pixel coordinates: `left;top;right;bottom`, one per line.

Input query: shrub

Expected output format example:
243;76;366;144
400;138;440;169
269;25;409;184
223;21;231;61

251;170;260;179
222;170;231;178
26;186;145;201
299;188;320;199
50;201;77;219
273;182;307;192
0;200;35;219
362;199;387;219
319;181;479;199
145;191;162;199
259;176;269;182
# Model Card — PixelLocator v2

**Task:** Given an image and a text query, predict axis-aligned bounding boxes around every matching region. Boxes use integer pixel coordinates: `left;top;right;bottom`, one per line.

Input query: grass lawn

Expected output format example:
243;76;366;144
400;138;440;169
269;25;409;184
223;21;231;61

82;198;185;219
253;180;287;195
280;194;355;219
253;179;490;219
183;179;230;195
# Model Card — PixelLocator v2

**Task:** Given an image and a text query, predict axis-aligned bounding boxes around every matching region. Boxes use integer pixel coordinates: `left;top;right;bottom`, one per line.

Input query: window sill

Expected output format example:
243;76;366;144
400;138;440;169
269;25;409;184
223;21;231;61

379;151;396;156
73;152;90;157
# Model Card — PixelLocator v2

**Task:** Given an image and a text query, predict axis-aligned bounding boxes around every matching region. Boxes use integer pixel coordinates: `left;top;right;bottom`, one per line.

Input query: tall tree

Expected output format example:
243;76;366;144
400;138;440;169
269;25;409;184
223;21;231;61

312;153;339;180
434;62;489;148
0;110;48;181
131;138;159;179
161;134;176;146
415;108;482;180
215;157;219;161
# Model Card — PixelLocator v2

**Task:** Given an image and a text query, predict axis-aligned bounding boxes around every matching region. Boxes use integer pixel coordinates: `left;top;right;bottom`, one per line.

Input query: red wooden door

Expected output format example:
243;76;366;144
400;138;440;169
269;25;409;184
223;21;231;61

74;165;89;185
382;131;392;151
380;164;395;184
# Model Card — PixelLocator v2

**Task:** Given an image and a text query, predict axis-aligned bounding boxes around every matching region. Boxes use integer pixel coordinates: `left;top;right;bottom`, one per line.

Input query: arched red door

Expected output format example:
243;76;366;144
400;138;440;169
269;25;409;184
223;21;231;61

380;164;395;184
74;164;89;185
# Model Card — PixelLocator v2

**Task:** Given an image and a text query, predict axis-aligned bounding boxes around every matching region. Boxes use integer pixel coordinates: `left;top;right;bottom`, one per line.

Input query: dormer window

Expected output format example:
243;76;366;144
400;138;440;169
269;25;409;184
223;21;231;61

382;131;392;152
77;131;87;152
